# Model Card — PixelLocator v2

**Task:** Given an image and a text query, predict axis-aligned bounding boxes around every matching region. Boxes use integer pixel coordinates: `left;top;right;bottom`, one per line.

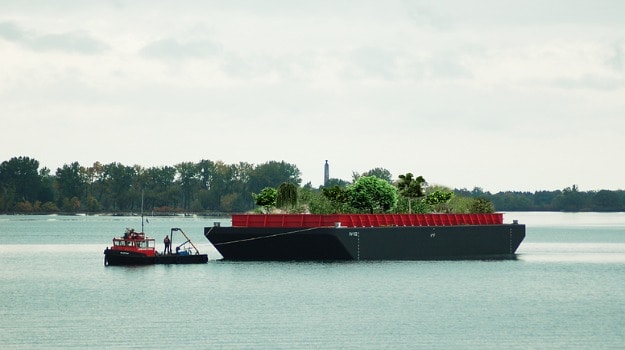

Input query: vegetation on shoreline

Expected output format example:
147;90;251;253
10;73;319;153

1;156;623;214
457;185;625;212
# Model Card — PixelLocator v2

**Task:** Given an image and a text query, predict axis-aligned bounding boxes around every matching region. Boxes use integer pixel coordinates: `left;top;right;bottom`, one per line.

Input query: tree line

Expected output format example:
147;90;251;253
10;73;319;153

1;156;623;214
0;156;300;214
456;185;625;212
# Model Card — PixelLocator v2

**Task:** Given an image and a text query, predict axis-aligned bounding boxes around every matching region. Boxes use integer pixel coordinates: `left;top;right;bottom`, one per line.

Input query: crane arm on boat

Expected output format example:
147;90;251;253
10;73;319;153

171;227;202;255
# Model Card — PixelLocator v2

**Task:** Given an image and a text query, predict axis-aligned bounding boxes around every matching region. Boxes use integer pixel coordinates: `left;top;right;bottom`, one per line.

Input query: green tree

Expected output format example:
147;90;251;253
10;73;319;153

85;196;100;212
491;191;533;211
55;162;87;209
142;166;177;209
425;189;454;213
190;198;204;212
38;167;55;206
253;187;277;213
348;176;398;213
62;196;81;212
41;201;59;212
447;195;472;213
249;161;301;194
15;200;34;213
592;190;621;211
324;178;350;188
211;161;235;211
230;162;254;212
533;190;556;210
321;185;352;213
197;159;215;190
552;185;591;212
0;156;44;209
220;192;240;212
102;162;136;211
469;197;495;213
362;167;393;183
276;182;298;212
85;161;105;204
396;173;426;213
176;161;199;211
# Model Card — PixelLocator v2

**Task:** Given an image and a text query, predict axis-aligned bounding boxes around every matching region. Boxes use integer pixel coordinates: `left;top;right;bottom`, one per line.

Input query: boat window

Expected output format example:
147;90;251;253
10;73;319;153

113;240;134;247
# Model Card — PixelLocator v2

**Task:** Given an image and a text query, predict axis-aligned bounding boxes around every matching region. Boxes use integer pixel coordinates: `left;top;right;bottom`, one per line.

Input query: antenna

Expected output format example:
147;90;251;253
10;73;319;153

141;189;144;233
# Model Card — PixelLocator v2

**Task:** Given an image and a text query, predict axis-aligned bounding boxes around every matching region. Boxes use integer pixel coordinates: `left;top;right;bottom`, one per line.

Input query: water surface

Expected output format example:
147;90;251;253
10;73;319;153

1;212;624;349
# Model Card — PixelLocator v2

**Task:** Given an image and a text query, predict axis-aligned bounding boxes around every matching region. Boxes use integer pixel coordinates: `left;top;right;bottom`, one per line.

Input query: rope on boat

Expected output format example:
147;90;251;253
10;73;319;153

213;227;321;246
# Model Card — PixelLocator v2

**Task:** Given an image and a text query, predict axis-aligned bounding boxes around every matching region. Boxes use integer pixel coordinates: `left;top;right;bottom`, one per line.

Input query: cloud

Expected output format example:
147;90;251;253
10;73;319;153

0;21;24;41
402;0;450;30
347;46;397;79
552;75;625;91
140;37;221;60
605;40;624;71
0;21;108;54
31;31;108;54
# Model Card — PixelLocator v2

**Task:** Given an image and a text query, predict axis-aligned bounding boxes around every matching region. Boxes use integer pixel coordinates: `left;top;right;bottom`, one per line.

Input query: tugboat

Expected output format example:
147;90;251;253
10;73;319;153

104;227;208;266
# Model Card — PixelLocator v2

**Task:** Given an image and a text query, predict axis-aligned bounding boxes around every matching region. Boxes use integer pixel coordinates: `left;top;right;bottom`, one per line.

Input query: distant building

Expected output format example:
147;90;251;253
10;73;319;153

324;160;329;187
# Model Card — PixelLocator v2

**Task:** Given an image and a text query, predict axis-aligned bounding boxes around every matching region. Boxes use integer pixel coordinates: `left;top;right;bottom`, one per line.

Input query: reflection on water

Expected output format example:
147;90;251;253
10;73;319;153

519;242;625;263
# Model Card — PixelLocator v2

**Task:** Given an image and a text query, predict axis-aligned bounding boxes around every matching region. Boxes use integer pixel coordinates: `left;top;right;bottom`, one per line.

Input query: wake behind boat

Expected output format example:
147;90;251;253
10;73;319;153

104;227;208;266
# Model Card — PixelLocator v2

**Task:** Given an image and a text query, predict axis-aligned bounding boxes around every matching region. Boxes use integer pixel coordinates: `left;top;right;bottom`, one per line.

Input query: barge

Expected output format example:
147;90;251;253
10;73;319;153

204;213;525;261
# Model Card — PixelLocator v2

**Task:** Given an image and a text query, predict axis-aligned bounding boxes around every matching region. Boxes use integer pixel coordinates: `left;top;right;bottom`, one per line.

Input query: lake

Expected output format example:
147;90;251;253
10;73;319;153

0;212;624;349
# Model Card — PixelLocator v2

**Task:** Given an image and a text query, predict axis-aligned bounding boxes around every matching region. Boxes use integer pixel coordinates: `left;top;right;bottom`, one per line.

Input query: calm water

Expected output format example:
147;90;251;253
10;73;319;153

1;212;624;349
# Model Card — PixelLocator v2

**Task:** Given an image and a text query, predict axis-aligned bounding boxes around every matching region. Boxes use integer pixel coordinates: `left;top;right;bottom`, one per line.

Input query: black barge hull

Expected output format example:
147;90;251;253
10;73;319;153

104;249;208;266
204;224;526;261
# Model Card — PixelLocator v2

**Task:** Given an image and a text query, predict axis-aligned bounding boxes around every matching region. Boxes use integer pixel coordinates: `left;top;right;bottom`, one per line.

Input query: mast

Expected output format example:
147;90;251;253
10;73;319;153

141;189;144;233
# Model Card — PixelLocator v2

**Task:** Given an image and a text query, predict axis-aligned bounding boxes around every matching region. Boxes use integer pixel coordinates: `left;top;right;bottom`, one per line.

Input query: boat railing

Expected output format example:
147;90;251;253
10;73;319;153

232;213;504;228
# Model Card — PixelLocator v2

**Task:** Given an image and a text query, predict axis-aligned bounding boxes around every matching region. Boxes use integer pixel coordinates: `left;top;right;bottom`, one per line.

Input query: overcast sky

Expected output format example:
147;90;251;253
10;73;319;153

1;1;624;192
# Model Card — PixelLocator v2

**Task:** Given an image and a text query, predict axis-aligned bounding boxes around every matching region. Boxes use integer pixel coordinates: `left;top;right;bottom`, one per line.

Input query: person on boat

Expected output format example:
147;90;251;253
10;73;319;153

164;235;171;254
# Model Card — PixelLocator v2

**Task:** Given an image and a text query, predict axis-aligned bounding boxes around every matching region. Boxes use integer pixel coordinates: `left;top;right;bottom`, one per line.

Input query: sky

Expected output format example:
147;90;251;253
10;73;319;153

1;0;624;193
